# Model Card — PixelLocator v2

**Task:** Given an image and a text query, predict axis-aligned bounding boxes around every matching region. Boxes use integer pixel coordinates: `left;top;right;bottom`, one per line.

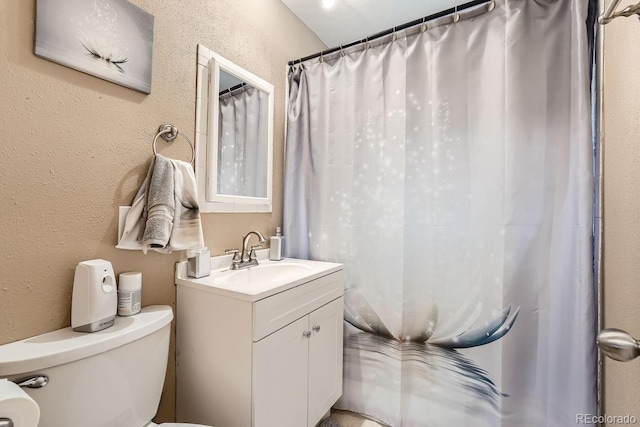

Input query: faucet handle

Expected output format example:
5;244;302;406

225;248;241;262
249;245;262;261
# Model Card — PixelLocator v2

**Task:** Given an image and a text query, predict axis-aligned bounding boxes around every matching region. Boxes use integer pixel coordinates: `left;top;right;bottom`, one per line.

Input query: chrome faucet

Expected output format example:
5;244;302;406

226;231;267;270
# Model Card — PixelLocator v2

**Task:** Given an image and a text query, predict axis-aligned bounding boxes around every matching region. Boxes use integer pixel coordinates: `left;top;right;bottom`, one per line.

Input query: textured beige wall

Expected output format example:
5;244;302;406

0;0;324;421
602;0;640;423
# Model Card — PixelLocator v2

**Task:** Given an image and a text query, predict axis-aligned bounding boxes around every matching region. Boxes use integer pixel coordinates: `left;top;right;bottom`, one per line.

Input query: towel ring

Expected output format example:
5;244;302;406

152;124;195;165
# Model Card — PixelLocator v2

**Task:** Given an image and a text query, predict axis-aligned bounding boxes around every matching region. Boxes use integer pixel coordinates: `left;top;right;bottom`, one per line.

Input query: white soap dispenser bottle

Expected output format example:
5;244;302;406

269;227;284;261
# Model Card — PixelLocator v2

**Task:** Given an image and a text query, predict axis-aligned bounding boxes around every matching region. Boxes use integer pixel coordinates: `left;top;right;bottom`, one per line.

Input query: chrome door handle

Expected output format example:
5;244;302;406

597;328;640;362
312;325;321;332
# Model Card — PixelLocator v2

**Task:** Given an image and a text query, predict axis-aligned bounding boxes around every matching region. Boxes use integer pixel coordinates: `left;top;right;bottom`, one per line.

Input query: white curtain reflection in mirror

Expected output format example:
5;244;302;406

217;83;268;198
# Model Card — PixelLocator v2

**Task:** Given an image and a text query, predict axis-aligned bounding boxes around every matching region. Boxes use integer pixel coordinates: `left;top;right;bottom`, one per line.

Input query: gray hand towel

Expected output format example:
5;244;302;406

117;154;204;254
141;155;175;252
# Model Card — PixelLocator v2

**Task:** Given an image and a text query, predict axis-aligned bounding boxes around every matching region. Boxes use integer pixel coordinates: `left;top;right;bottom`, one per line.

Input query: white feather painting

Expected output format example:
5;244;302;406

35;0;154;94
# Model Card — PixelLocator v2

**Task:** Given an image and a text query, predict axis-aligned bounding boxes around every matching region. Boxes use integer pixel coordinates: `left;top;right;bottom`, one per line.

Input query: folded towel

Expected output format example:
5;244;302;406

116;162;151;251
116;155;204;254
166;158;205;251
141;155;175;252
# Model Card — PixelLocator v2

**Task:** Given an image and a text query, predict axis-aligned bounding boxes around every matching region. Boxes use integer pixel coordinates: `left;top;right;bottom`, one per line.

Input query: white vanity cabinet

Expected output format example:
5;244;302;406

175;261;344;427
254;296;343;427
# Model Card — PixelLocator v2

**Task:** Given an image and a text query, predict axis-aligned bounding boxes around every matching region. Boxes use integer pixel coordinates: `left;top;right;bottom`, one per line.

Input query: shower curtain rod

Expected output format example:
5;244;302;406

220;82;246;95
288;0;493;66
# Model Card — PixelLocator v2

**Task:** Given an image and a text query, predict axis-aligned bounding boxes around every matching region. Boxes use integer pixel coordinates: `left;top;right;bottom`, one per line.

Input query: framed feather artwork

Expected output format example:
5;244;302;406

35;0;154;94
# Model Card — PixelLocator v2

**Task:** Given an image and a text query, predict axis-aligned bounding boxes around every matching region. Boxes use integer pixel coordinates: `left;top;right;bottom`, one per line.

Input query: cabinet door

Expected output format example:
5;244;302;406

253;316;309;427
307;297;344;427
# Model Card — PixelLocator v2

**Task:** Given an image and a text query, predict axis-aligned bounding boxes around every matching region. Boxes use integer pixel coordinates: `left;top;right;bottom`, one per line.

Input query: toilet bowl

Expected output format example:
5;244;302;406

0;305;210;427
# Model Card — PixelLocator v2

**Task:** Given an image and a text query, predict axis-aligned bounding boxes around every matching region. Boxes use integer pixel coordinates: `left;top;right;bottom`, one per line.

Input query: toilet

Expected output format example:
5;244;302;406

0;305;210;427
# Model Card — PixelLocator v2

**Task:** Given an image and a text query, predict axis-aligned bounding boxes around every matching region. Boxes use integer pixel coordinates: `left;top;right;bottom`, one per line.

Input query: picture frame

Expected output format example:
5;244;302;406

35;0;154;94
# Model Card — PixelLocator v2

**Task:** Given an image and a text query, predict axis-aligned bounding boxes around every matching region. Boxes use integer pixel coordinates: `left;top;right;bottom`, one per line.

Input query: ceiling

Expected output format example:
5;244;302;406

281;0;463;48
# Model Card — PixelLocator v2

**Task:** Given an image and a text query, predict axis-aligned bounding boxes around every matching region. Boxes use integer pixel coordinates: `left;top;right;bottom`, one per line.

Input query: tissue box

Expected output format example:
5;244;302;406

187;248;211;278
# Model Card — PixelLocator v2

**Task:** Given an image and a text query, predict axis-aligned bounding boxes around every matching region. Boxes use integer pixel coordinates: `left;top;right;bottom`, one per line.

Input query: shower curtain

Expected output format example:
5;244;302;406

284;0;597;426
217;86;268;197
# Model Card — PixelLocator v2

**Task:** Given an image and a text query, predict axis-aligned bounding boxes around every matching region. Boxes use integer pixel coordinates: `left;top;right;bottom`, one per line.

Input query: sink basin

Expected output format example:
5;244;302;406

214;262;315;286
176;256;343;301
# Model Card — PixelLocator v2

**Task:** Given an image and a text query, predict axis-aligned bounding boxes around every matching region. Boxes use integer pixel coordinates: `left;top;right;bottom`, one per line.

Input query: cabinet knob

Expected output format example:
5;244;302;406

312;325;321;333
303;331;311;338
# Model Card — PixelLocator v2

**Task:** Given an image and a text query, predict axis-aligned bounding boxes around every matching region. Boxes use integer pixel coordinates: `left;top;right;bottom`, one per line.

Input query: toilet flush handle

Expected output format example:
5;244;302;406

16;375;48;389
0;418;13;427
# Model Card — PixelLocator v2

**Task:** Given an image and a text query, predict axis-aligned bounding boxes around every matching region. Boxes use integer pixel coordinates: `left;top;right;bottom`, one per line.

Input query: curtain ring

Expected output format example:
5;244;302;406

339;45;345;57
453;6;460;23
391;27;397;42
319;51;324;63
487;1;495;12
420;16;427;32
364;36;369;50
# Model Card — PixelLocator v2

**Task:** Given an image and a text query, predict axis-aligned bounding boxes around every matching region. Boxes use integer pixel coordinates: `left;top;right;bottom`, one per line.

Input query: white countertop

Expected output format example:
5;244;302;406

175;251;343;302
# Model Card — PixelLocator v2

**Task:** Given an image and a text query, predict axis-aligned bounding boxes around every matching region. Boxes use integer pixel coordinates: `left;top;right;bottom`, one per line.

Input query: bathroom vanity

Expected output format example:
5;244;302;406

175;255;344;427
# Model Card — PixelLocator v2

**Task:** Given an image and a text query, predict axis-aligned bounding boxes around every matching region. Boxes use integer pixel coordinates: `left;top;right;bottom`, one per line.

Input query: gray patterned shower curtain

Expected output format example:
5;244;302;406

284;1;597;425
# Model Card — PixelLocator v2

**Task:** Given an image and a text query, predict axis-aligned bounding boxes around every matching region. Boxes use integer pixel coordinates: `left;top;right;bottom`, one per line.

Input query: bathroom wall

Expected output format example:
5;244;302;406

602;0;640;423
0;0;324;421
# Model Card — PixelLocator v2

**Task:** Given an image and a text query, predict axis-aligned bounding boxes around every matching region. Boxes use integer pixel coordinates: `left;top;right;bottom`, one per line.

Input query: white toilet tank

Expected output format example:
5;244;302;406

0;305;174;427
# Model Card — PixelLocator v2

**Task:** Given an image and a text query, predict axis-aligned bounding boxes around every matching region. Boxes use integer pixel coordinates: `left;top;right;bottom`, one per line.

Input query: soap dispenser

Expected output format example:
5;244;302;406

269;227;284;261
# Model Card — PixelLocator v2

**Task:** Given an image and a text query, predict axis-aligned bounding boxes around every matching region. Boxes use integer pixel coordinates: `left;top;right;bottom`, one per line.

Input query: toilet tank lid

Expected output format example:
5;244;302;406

0;305;173;376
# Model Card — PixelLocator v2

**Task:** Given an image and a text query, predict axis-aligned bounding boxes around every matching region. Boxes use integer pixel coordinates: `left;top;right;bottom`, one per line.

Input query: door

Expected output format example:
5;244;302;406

601;2;640;417
254;316;309;427
307;297;344;427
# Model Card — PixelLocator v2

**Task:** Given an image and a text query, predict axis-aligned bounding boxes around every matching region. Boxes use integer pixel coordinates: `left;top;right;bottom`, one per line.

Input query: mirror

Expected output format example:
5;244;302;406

217;69;269;198
195;45;274;213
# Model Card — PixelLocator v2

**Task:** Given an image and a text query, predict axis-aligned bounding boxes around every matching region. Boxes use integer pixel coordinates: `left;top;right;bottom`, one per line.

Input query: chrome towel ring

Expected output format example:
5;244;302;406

152;124;195;165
